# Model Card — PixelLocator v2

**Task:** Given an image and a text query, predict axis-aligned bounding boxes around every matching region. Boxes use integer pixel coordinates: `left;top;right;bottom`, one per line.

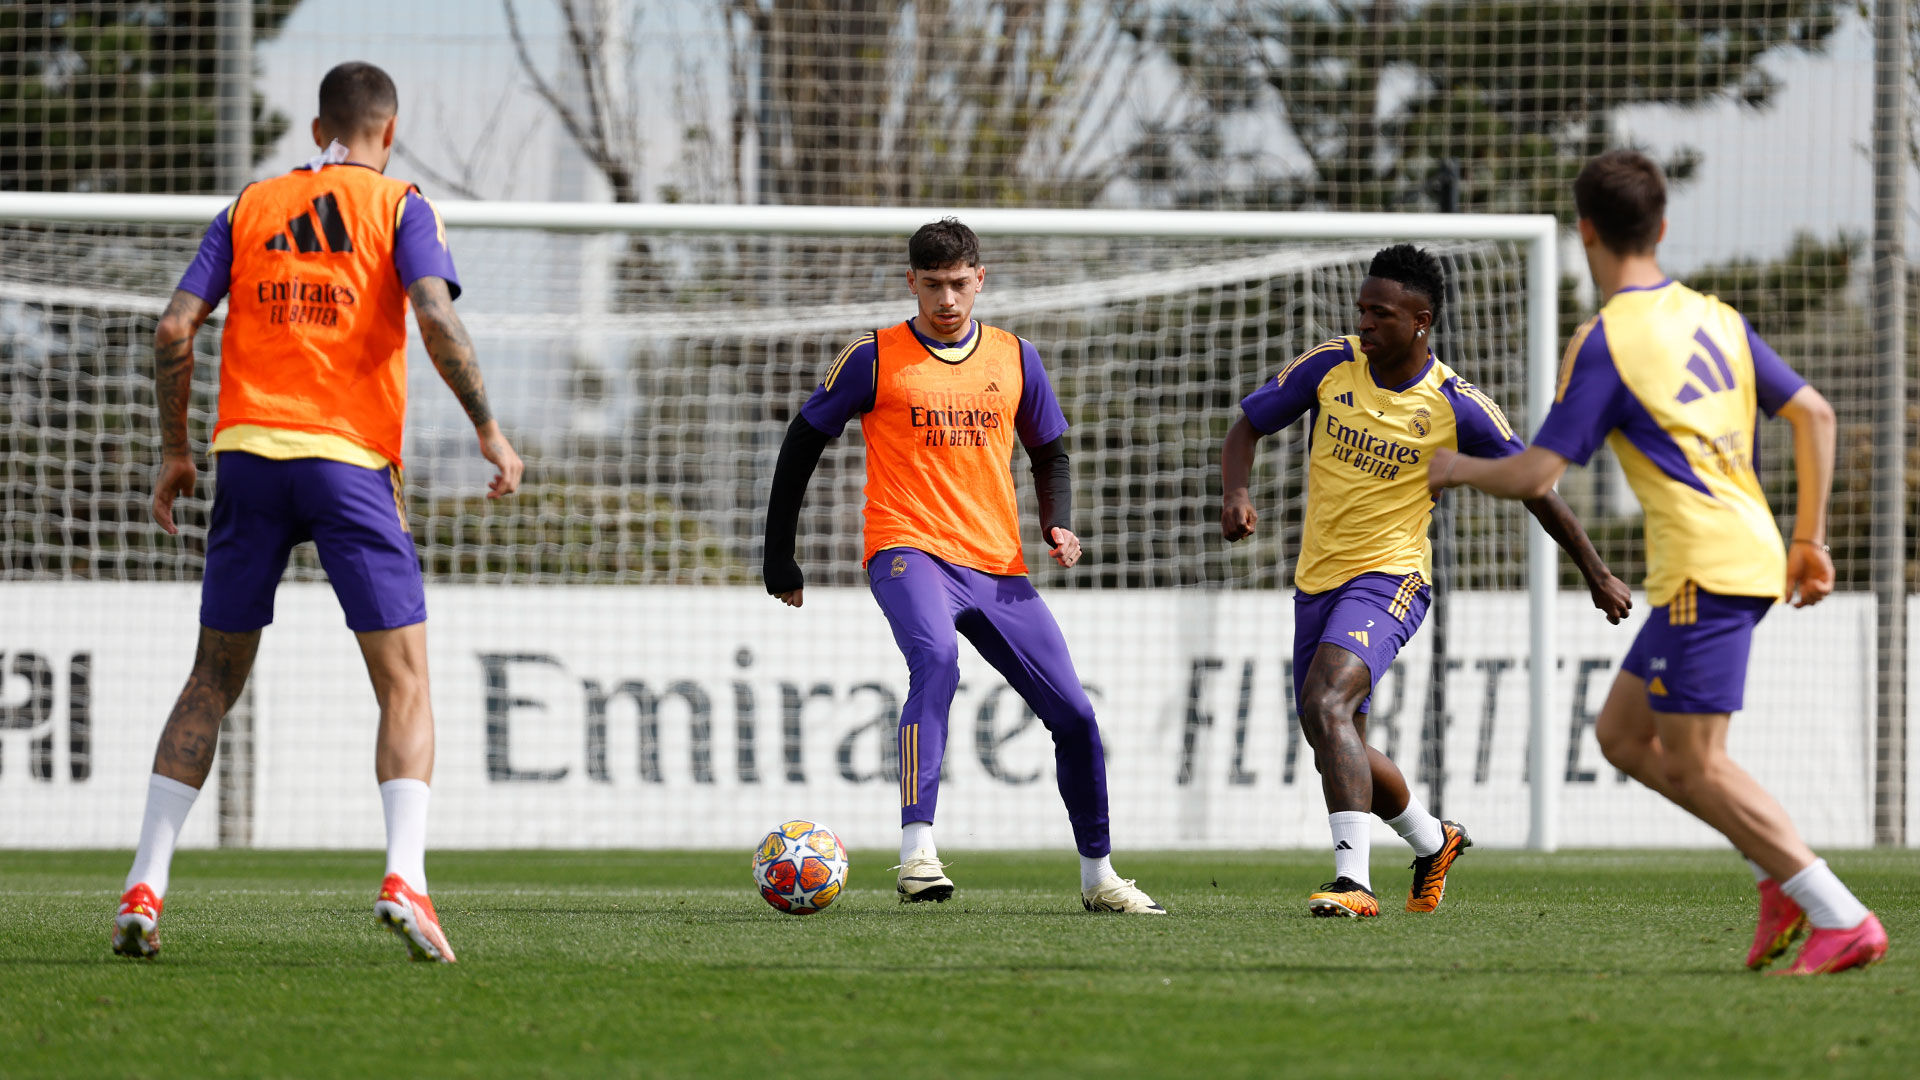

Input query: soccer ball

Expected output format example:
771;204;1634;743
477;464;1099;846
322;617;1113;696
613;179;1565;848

752;820;849;915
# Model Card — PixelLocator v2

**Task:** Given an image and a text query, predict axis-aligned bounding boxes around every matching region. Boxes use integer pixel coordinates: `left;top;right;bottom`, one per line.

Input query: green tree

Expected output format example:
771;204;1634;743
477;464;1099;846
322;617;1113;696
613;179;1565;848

0;1;302;193
1135;1;1847;214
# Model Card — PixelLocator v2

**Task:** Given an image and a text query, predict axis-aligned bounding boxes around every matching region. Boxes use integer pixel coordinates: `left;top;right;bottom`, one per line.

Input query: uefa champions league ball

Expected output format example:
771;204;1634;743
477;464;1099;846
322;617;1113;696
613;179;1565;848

752;820;849;915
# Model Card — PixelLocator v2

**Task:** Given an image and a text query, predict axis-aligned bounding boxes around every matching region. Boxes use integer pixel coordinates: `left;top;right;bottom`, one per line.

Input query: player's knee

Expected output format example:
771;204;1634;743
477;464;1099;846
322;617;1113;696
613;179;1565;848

374;670;433;722
1296;687;1357;742
905;640;962;686
1658;750;1717;796
1595;723;1641;771
185;663;250;717
1658;761;1695;798
189;630;258;705
1046;695;1098;738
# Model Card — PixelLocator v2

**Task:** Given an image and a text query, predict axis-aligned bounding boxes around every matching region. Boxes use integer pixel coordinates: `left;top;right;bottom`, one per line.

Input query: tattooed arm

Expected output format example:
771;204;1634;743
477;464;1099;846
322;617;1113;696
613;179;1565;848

151;290;216;535
408;276;524;497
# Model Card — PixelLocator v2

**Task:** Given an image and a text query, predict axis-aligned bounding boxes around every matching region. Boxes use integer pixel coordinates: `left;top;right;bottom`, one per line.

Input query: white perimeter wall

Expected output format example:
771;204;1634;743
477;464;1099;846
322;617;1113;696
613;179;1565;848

0;583;1878;851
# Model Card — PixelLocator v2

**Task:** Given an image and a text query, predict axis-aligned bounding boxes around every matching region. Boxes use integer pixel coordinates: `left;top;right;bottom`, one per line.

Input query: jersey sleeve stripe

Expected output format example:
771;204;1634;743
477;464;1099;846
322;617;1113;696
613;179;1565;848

1273;339;1346;391
1556;317;1599;403
823;333;875;391
1456;384;1516;441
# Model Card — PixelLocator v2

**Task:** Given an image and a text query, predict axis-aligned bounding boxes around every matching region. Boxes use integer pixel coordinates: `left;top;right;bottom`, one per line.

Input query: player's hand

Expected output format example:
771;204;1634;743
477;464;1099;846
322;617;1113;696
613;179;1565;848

1785;540;1834;608
1427;447;1459;496
151;453;197;536
1221;491;1257;542
765;555;804;604
477;421;523;498
1047;527;1082;569
1587;571;1633;625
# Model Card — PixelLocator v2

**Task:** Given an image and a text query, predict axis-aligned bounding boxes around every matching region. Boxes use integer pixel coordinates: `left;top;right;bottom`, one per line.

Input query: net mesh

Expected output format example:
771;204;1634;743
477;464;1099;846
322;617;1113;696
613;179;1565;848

0;213;1878;853
0;222;1538;592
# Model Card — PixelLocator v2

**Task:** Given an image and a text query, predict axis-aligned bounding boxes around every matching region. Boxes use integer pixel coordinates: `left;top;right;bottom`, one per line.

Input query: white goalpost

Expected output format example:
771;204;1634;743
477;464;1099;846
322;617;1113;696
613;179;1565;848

4;192;1871;856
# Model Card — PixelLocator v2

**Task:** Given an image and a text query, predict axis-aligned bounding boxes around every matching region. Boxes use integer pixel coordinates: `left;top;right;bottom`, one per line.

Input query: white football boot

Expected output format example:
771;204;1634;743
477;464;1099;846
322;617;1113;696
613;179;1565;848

894;849;954;903
1082;875;1166;914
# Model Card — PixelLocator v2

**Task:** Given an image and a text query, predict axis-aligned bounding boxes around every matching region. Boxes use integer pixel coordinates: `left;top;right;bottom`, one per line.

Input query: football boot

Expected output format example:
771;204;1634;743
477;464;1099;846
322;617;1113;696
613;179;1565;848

1771;913;1888;976
375;873;458;963
1082;876;1166;914
1745;878;1808;970
111;883;164;959
1406;820;1472;913
895;849;954;903
1308;877;1379;918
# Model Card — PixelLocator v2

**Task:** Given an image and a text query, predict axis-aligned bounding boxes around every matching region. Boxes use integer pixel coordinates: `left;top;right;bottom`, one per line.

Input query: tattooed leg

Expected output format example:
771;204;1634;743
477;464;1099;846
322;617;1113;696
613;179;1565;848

151;626;261;788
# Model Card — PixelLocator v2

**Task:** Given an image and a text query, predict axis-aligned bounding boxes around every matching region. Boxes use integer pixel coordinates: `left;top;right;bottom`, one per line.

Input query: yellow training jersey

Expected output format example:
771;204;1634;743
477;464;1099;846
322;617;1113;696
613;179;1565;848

1240;336;1523;594
1534;280;1806;605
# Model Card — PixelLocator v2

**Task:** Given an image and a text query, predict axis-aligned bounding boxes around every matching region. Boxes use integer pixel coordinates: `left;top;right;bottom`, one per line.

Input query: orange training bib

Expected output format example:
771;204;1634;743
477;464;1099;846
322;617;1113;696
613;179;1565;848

218;164;415;466
860;322;1028;575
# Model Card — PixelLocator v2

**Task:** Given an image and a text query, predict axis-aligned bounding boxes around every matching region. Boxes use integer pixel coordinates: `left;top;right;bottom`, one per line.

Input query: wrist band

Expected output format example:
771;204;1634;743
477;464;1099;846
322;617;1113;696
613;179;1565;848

1791;538;1829;552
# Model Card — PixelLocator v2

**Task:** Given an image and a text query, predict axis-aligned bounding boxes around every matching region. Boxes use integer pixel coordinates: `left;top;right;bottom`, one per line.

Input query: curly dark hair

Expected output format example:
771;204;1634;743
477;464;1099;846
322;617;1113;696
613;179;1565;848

1365;243;1445;321
908;217;981;270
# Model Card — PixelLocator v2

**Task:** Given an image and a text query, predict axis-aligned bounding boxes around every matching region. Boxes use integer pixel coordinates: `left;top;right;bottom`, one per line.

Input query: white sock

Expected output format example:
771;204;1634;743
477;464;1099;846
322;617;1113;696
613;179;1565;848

1778;858;1870;930
125;774;200;898
1745;857;1770;884
1383;796;1444;858
1080;854;1115;891
380;779;431;893
1329;811;1371;890
901;820;935;864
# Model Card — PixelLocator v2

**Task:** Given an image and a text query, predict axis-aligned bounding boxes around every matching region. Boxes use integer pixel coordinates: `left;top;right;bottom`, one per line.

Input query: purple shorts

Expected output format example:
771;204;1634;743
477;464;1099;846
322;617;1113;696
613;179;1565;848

1620;582;1772;714
200;451;426;634
1292;571;1430;715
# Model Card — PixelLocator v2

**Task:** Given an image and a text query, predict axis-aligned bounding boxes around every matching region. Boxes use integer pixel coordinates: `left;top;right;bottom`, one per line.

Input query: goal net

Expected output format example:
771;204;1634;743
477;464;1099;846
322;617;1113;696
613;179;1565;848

0;199;1874;854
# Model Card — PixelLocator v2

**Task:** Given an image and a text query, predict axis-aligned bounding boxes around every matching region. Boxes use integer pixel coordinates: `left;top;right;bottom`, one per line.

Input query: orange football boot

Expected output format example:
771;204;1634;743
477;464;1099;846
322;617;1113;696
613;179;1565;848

111;883;164;958
1407;820;1472;913
374;873;457;963
1308;877;1380;918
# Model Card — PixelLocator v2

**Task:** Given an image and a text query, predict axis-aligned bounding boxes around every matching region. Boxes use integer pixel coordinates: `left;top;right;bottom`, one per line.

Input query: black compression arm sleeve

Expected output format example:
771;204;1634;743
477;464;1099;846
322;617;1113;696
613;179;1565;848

763;414;832;593
1025;436;1073;546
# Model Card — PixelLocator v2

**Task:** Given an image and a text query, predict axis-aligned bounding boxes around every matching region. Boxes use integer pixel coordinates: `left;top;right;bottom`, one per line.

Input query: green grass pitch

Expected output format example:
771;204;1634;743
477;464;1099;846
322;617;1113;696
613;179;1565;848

2;849;1915;1078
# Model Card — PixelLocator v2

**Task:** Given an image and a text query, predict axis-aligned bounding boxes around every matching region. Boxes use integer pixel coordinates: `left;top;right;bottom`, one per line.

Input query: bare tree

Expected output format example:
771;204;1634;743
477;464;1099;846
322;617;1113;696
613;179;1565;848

506;0;1156;207
504;0;649;202
391;80;546;201
730;0;1146;206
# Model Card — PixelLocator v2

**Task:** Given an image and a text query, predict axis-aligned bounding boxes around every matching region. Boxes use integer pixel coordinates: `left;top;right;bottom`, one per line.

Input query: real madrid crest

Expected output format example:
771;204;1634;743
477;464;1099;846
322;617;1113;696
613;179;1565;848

891;554;908;577
1411;407;1432;438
